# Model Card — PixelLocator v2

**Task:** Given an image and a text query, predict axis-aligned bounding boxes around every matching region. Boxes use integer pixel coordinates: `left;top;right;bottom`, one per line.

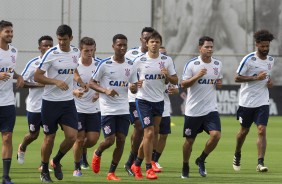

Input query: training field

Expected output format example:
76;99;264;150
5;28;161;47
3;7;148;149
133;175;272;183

6;116;282;183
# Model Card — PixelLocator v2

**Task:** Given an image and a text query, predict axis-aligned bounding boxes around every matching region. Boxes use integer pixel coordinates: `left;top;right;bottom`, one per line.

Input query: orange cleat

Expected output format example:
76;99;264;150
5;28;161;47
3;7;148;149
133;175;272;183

106;172;121;180
131;163;143;179
146;168;158;179
91;151;101;173
151;161;162;173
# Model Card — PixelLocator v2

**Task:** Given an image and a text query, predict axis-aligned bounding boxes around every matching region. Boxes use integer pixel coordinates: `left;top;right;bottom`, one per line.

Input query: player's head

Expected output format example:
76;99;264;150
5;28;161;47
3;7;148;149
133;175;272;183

38;35;53;56
198;36;214;58
79;37;96;60
146;31;162;54
0;20;13;44
254;30;274;57
140;27;154;52
159;46;167;55
112;34;128;57
56;24;73;52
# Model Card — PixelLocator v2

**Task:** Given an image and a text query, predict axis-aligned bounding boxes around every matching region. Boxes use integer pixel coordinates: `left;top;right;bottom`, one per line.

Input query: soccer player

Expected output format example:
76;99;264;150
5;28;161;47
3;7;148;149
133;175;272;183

0;20;24;184
34;24;84;182
124;27;155;176
90;34;138;180
232;30;274;172
130;31;178;180
181;36;223;178
17;35;53;166
72;37;102;177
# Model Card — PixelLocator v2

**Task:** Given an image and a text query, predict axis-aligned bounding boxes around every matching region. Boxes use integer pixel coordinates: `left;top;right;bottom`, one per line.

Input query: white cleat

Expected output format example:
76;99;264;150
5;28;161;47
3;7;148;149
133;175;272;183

256;164;268;172
17;144;25;164
233;155;241;171
155;162;163;169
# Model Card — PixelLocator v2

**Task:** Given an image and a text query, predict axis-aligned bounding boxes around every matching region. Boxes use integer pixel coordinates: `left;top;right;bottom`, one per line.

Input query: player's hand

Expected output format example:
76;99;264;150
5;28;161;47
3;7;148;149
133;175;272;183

256;71;267;80
137;80;144;88
168;85;178;95
0;72;11;81
73;88;84;98
16;75;24;88
55;80;69;91
267;78;273;88
215;79;222;88
105;89;119;97
161;68;169;77
196;68;207;78
129;83;138;94
92;93;99;102
81;83;89;92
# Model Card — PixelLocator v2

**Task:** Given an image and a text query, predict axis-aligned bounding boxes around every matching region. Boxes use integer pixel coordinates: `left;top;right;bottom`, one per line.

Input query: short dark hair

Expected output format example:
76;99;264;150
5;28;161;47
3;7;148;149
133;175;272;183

38;35;53;46
254;30;274;43
145;31;162;44
56;24;72;37
113;34;127;43
199;36;214;46
79;37;96;49
141;27;154;35
0;20;13;31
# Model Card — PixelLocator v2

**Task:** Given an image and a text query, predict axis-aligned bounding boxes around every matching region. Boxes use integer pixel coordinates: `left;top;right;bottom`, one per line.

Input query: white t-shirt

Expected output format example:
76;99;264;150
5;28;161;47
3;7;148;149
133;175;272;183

163;83;178;117
0;44;17;106
92;56;136;116
182;56;223;116
39;44;80;101
237;52;274;107
134;52;176;102
74;57;101;113
21;56;44;112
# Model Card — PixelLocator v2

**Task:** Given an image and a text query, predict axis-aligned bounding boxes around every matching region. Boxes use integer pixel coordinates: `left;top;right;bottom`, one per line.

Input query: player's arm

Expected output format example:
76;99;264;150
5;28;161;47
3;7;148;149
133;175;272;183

129;83;138;94
161;67;178;85
74;69;88;92
13;71;24;88
235;71;267;82
89;78;118;97
23;81;45;88
181;68;207;89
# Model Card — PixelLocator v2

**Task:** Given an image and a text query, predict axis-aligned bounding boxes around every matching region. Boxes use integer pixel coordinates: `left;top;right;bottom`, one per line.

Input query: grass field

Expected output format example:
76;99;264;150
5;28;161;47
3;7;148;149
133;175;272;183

4;116;282;183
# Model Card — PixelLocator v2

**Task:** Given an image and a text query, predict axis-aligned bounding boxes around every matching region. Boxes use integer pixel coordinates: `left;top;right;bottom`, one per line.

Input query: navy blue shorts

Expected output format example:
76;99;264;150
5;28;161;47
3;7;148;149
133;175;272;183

136;98;164;128
0;105;16;132
101;114;130;138
183;111;221;138
129;102;139;124
41;99;78;134
237;105;269;128
78;112;101;133
27;111;42;132
159;116;171;134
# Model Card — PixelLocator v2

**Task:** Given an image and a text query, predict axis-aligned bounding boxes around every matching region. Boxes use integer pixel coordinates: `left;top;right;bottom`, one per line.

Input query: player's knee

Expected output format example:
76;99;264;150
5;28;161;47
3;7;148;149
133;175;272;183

30;131;40;140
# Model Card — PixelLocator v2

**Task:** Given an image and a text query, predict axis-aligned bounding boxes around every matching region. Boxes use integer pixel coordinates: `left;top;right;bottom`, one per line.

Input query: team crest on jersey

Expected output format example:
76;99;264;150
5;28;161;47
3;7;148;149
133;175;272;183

72;56;78;63
11;48;16;53
213;67;218;75
159;61;165;69
132;50;138;55
140;57;147;61
194;61;200;65
267;63;272;70
104;125;111;134
53;51;59;54
73;48;79;52
251;57;256;61
35;61;40;65
214;61;219;65
11;55;16;63
185;128;191;136
269;57;273;61
125;68;130;77
161;56;167;60
143;117;150;125
106;60;112;64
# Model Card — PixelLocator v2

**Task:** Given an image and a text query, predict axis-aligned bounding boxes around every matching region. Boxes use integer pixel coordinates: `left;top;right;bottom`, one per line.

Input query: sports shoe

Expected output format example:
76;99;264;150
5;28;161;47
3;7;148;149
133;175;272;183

195;157;207;177
181;166;189;178
151;161;161;172
124;164;135;176
38;165;53;172
2;176;14;184
50;159;63;180
106;172;121;180
40;172;53;183
131;163;143;179
91;151;101;173
73;169;82;177
81;162;89;169
17;144;25;164
233;154;241;171
146;168;158;179
155;162;162;169
256;164;268;172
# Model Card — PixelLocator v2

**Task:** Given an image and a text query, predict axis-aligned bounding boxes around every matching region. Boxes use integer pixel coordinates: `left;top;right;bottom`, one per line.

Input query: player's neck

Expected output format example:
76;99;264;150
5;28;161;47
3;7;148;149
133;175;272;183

256;52;267;60
148;51;159;59
113;55;125;63
0;41;9;51
81;58;92;66
200;55;211;63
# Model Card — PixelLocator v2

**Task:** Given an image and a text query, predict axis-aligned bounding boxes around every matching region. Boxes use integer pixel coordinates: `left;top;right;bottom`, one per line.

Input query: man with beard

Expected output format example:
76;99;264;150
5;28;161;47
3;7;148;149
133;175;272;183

232;30;274;172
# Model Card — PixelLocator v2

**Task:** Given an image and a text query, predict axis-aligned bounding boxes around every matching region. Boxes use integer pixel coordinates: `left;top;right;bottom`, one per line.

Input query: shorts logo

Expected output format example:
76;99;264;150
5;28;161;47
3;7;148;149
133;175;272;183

143;117;150;125
29;124;35;132
104;125;111;134
239;117;243;124
43;125;49;133
78;122;82;130
185;128;191;136
133;110;138;118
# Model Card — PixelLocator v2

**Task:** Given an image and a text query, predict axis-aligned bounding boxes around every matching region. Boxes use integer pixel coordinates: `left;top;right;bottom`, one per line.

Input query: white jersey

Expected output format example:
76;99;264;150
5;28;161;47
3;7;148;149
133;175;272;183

92;56;136;116
125;46;144;102
134;52;176;102
74;57;102;113
39;44;80;101
21;56;44;112
236;52;274;107
183;56;223;116
163;83;178;117
0;45;17;106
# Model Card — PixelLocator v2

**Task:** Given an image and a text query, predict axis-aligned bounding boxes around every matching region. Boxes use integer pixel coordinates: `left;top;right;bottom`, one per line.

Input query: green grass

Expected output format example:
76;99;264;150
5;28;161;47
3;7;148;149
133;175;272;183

5;116;282;183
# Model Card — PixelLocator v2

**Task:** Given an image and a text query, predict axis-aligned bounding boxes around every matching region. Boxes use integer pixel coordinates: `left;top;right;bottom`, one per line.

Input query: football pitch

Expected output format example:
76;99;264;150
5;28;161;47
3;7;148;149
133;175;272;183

6;116;282;183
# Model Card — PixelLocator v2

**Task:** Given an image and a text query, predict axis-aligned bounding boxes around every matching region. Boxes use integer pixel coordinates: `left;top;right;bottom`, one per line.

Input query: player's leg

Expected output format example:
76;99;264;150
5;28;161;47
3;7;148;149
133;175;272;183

72;128;85;176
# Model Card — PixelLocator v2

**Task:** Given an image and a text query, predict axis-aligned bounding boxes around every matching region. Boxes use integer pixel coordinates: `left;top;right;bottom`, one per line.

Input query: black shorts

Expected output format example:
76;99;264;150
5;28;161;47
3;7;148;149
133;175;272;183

77;112;101;132
159;116;171;134
101;114;130;137
27;111;42;132
0;105;16;132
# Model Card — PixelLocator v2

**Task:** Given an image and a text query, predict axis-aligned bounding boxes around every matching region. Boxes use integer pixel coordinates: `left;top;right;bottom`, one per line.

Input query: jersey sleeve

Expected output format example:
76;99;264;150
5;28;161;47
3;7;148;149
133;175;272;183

182;61;193;80
236;57;249;76
39;53;53;72
167;58;177;76
92;62;104;82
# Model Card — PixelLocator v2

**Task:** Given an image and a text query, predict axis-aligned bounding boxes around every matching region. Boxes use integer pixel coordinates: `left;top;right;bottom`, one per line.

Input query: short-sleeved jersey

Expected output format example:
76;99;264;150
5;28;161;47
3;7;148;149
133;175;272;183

125;46;144;102
163;83;178;117
134;52;176;102
182;56;223;116
74;57;101;113
0;45;17;106
39;44;80;101
92;56;136;116
236;52;274;107
21;56;43;112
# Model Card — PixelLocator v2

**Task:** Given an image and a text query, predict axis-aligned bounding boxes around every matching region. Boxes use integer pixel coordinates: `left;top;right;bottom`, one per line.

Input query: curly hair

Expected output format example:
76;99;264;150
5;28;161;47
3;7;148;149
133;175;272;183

254;30;274;43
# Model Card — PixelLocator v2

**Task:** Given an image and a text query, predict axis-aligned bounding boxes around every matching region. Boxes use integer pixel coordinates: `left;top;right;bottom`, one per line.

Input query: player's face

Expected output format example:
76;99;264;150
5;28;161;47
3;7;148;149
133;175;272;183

113;39;127;57
140;32;152;52
0;26;13;44
81;44;95;61
57;35;73;52
147;38;161;54
256;41;270;57
39;40;53;55
199;41;213;58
